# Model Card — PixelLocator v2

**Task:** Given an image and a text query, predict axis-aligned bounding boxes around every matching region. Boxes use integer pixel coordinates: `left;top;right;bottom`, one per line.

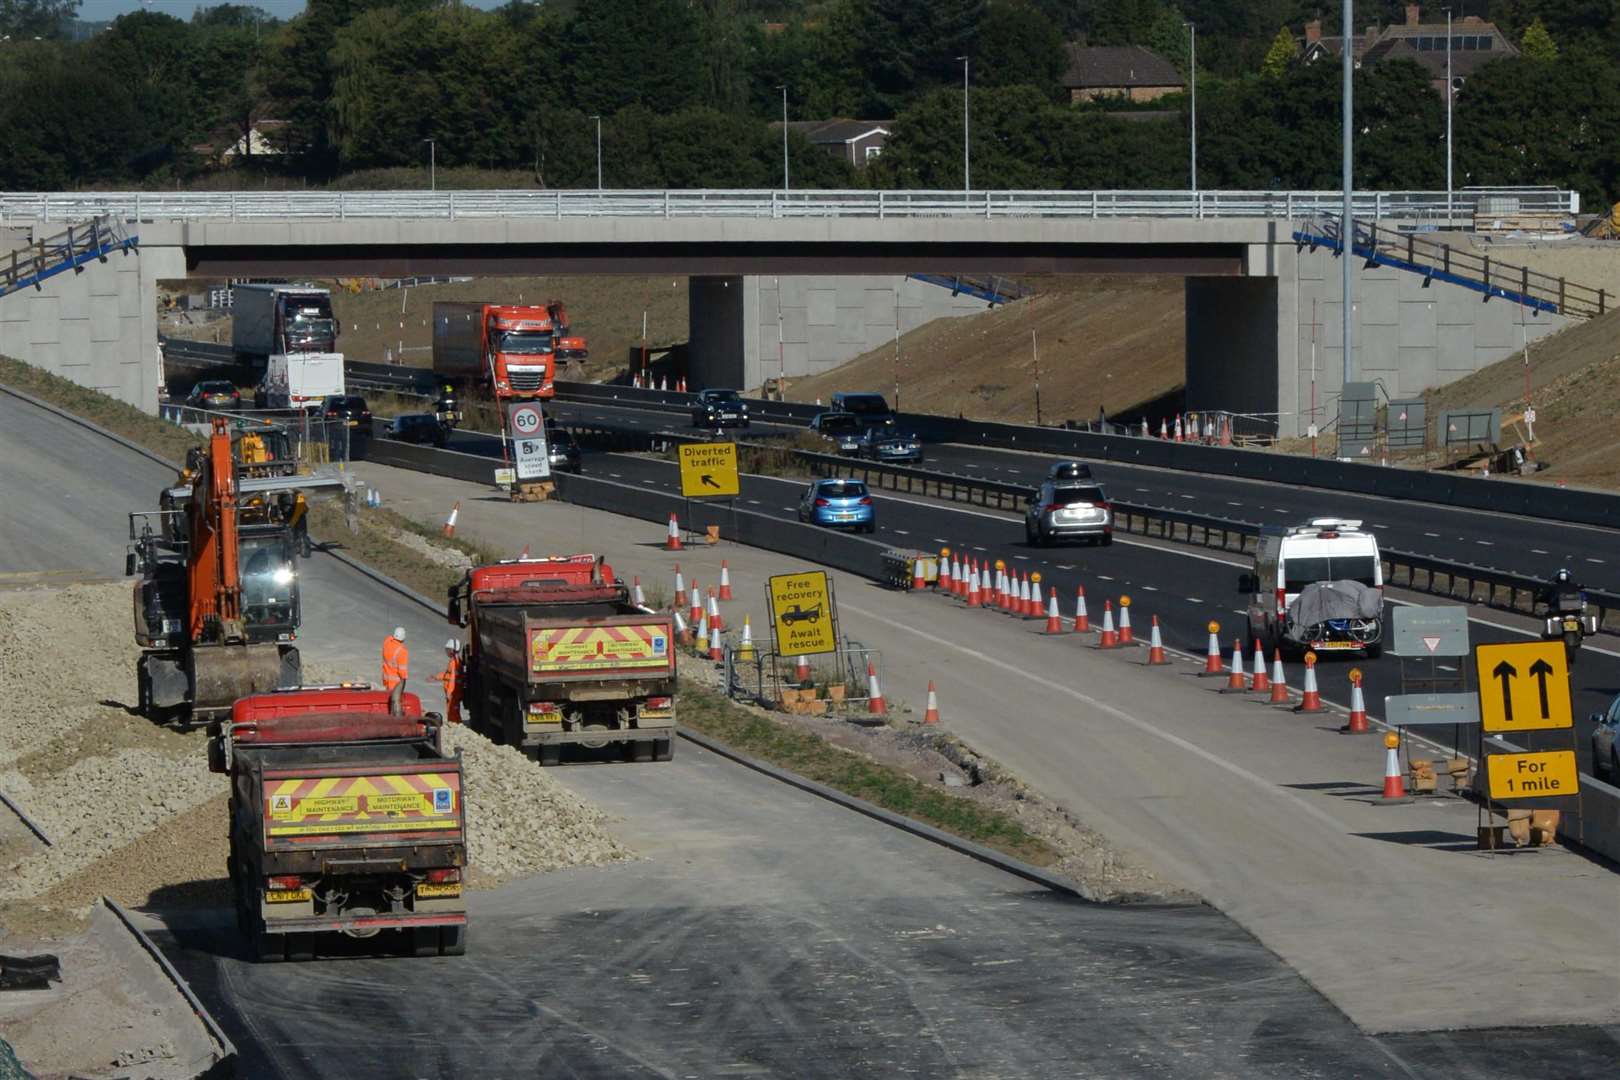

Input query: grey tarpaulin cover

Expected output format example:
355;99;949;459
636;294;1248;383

1288;580;1382;631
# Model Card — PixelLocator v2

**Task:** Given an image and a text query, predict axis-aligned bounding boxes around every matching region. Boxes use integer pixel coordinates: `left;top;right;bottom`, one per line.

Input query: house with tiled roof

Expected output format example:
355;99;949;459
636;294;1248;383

774;119;892;168
1060;45;1184;104
1300;4;1518;96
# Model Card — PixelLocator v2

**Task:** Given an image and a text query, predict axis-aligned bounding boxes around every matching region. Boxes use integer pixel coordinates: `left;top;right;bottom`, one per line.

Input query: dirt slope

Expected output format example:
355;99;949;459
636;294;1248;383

1427;307;1620;488
783;275;1185;424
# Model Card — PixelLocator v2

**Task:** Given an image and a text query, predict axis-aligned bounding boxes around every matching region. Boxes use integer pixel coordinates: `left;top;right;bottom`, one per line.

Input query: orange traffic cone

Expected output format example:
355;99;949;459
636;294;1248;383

1202;621;1223;675
1098;601;1119;648
1159;418;1168;440
912;556;927;591
673;564;687;609
1249;638;1269;693
1146;616;1168;665
676;377;686;392
442;500;460;539
1026;575;1039;618
866;660;887;716
688;583;703;629
633;576;646;607
795;654;812;686
1074;586;1090;633
1222;640;1247;691
939;550;953;595
1380;732;1409;801
674;609;691;646
708;622;723;662
1118;597;1134;644
1045;591;1063;634
718;561;734;600
707;589;723;633
923;682;940;724
666;512;683;551
1295;652;1323;713
967;564;982;607
694;606;708;656
1269;649;1290;704
1342;669;1370;734
953;553;966;597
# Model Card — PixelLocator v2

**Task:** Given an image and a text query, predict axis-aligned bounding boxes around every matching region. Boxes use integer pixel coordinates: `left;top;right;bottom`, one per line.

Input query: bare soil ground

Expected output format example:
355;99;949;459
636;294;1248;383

784;275;1186;424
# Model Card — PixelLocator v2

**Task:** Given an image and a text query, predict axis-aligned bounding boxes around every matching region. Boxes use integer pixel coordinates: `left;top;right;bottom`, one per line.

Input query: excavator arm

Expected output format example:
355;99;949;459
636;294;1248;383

186;418;245;645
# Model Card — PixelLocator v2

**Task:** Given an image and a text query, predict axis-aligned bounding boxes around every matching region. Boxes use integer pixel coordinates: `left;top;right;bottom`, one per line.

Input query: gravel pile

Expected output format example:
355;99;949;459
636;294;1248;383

444;724;631;882
389;527;473;571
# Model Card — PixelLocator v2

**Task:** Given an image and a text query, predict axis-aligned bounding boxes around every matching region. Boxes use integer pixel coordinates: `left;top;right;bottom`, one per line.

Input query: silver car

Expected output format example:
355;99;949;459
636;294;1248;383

1592;694;1619;779
1025;481;1112;547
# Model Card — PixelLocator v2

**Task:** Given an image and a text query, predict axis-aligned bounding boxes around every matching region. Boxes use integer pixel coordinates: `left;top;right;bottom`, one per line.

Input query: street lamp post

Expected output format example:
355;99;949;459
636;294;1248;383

1444;6;1453;225
1341;0;1354;390
590;115;602;190
956;56;970;193
1187;22;1197;193
423;138;435;191
778;85;789;191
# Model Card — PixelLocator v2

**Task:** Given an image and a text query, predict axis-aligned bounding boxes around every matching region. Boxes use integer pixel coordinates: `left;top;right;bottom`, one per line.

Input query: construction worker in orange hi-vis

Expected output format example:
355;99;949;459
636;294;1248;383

382;626;409;712
436;639;463;723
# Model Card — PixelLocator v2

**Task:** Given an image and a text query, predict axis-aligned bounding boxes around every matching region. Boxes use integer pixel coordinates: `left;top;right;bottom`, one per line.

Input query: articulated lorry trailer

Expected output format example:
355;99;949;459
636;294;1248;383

432;301;556;400
450;554;676;764
210;686;468;962
232;283;345;409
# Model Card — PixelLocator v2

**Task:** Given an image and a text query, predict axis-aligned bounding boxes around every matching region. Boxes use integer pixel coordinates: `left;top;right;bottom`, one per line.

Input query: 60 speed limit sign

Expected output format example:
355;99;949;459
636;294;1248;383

506;403;550;481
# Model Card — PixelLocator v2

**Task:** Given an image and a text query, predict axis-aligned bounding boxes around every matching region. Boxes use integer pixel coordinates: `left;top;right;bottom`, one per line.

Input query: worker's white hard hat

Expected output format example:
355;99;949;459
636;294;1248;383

445;638;458;651
393;626;407;641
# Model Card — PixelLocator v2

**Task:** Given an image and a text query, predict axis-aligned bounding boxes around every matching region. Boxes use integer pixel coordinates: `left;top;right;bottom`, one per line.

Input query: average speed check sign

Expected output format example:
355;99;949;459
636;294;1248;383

678;441;739;498
507;402;550;482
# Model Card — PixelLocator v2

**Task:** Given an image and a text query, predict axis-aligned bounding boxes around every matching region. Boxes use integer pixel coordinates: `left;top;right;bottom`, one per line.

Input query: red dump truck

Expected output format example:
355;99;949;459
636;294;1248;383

450;554;676;764
432;301;556;400
209;686;468;962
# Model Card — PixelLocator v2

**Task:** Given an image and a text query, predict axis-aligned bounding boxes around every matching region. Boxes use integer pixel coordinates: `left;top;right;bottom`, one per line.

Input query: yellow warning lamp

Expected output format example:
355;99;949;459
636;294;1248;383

1031;572;1042;583
940;546;951;559
1305;651;1318;665
1383;731;1401;750
1349;667;1363;684
1207;620;1220;634
1120;594;1132;607
995;559;1006;571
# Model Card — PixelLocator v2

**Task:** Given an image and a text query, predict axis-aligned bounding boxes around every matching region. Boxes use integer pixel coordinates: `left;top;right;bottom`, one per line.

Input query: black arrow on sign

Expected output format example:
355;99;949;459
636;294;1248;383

1528;657;1555;719
701;473;721;489
1492;660;1517;723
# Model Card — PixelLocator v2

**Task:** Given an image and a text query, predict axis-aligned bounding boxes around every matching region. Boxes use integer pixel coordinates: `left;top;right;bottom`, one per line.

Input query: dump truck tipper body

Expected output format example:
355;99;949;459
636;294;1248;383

432;301;556;399
452;555;675;764
211;687;467;962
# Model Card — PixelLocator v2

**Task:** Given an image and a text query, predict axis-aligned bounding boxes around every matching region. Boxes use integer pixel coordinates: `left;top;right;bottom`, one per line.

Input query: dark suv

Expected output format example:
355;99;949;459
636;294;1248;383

692;389;750;429
321;395;373;459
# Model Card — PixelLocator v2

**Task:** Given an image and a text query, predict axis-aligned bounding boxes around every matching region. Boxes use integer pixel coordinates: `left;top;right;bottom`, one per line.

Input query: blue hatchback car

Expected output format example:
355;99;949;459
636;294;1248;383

797;478;875;533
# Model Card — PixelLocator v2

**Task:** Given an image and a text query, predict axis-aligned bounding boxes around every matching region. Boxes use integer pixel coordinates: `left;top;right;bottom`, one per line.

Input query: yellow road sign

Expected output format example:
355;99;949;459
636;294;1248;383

768;570;836;656
1485;750;1580;801
678;441;740;498
1473;641;1572;732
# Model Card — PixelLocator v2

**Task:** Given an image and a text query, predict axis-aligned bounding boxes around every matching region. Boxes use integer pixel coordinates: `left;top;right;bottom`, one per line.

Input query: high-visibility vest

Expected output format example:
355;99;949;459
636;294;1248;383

382;637;409;689
436;655;461;701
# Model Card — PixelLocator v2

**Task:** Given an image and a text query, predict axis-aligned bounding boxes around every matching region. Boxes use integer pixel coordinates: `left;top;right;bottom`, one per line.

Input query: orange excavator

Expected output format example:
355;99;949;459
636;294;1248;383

546;300;589;364
127;417;346;725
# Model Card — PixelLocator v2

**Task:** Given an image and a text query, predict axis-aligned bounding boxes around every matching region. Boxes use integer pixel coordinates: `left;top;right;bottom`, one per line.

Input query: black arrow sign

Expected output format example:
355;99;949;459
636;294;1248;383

1492;659;1517;723
701;473;721;489
1528;657;1555;719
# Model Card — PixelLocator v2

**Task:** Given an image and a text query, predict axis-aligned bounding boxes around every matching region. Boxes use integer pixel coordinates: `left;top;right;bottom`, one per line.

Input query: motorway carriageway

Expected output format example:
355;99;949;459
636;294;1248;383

438;422;1616;777
542;396;1620;594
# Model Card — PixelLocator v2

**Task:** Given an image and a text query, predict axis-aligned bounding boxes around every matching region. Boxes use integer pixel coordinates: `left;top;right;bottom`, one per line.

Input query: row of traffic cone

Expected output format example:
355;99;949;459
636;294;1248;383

631;373;688;392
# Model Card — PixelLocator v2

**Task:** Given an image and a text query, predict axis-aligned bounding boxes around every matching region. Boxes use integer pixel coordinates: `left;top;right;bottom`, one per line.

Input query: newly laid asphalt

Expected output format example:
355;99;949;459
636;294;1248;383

23;390;1616;1074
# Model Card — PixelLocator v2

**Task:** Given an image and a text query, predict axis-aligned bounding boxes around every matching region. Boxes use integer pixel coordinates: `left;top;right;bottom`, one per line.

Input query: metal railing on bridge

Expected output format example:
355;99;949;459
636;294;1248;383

0;187;1579;225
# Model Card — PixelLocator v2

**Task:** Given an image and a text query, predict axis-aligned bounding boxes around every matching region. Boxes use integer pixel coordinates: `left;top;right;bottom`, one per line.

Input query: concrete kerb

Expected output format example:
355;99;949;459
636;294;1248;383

101;896;237;1078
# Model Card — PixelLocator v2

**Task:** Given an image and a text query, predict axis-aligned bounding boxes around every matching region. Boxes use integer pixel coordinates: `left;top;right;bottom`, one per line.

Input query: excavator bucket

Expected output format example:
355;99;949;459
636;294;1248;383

190;643;299;717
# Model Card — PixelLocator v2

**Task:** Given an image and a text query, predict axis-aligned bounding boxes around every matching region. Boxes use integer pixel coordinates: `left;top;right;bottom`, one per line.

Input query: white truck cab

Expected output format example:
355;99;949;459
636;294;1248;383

1244;518;1384;657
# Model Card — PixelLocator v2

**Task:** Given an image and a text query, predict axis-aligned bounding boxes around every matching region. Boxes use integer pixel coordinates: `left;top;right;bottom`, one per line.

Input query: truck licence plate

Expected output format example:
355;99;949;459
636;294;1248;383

416;883;462;898
266;888;312;903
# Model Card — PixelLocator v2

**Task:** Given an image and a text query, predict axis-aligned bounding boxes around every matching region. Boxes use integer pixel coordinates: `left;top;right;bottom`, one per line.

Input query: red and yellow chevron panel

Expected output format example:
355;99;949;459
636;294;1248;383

264;771;460;837
530;623;670;673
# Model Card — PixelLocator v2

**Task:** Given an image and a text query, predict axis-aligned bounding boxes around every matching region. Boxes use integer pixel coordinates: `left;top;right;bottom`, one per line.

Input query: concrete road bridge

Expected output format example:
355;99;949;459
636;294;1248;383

0;188;1587;434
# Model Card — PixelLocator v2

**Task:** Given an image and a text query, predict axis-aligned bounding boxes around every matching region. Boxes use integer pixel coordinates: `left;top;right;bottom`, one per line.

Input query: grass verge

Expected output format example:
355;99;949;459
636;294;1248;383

0;355;201;463
677;679;1059;867
307;501;506;601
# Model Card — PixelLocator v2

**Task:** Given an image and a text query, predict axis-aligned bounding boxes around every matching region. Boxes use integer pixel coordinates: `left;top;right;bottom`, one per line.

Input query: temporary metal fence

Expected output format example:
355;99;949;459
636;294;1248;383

0;187;1578;225
156;403;362;467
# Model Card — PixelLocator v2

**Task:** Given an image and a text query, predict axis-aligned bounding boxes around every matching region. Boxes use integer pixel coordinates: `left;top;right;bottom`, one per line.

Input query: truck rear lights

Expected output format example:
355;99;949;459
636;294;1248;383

526;702;561;725
267;874;305;891
642;697;673;717
266;875;312;902
425;868;461;884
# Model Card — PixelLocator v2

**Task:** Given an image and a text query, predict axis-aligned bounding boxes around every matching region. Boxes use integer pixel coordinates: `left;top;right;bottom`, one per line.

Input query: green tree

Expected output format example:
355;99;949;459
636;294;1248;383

0;0;79;40
871;85;1065;189
974;0;1066;98
86;12;200;174
851;0;985;112
0;40;142;186
1259;25;1298;78
565;0;706;115
1521;17;1559;60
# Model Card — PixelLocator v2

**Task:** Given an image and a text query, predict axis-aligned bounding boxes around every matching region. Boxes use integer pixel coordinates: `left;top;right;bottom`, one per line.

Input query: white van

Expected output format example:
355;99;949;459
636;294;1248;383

1243;518;1384;657
255;352;345;410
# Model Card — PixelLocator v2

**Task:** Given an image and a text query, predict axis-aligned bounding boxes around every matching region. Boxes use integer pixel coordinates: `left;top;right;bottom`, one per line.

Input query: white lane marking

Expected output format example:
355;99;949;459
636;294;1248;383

840;602;1348;832
1136;488;1151;493
1423;532;1440;538
1531;549;1549;554
746;499;761;505
973;545;987;552
1142;585;1159;592
608;472;622;478
1013;554;1029;561
1178;494;1196;500
642;479;658;484
1056;564;1076;570
780;506;795;512
933;537;950;544
893;529;909;536
1476;540;1493;546
1186;597;1204;603
1226;501;1243;507
1438;665;1457;672
1588;558;1606;564
1098;574;1115;581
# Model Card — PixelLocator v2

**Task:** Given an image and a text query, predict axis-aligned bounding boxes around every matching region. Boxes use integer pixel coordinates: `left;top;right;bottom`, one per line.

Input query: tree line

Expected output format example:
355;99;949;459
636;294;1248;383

0;0;1616;208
